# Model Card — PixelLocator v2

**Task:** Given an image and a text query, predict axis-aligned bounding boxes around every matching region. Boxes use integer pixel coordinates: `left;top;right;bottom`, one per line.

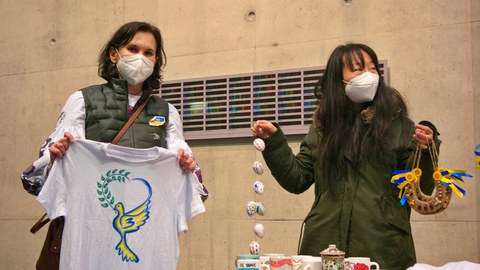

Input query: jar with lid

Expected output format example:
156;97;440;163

320;244;345;270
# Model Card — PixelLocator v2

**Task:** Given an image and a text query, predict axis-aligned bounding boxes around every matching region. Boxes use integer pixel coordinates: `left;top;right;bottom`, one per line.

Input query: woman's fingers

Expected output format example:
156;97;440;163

177;149;196;172
251;120;277;138
49;132;75;160
413;124;433;149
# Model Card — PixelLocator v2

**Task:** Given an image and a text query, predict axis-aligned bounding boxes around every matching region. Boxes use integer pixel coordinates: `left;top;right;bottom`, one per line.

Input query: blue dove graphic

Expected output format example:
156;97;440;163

112;177;152;263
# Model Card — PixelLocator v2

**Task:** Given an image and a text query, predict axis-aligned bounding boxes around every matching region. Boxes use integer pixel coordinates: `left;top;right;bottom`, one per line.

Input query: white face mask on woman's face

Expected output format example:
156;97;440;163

343;71;380;103
116;50;155;86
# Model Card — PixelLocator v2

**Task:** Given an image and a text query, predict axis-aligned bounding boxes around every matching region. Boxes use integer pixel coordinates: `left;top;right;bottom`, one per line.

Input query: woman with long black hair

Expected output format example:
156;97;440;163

251;43;440;270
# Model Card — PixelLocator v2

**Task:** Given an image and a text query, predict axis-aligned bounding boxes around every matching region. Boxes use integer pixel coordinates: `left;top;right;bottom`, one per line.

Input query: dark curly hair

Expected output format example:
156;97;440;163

98;21;166;89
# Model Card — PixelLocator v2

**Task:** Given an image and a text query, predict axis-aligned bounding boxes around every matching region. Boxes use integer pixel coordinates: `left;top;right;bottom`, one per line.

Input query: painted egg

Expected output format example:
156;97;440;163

249;240;261;255
253;223;265;238
256;202;265;216
253;161;264;175
246;201;257;216
253;138;266;151
253;180;265;195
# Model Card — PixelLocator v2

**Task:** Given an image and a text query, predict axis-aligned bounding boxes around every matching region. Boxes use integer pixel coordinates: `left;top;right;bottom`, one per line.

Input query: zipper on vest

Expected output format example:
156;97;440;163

128;107;136;148
129;123;136;148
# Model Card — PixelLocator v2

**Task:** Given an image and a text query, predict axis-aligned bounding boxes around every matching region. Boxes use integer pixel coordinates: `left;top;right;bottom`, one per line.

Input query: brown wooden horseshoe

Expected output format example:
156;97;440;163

393;141;472;215
403;168;452;215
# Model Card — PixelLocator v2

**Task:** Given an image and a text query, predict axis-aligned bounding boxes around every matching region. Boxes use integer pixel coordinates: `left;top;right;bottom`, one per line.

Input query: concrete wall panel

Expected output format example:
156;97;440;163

1;0;478;269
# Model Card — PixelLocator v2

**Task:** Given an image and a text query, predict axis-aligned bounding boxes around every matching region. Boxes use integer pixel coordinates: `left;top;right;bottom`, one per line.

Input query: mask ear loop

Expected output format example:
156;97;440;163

113;48;126;81
115;49;123;61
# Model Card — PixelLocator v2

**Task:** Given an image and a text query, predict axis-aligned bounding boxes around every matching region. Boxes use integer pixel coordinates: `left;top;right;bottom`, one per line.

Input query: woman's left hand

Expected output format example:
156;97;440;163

413;124;434;150
177;149;196;172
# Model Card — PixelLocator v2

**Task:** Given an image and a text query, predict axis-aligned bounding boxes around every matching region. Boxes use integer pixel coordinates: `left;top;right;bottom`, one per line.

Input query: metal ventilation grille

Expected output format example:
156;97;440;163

156;61;388;140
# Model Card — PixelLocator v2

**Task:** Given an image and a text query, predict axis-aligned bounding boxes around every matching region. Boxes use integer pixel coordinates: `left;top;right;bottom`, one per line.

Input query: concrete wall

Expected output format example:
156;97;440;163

0;0;478;269
472;0;480;266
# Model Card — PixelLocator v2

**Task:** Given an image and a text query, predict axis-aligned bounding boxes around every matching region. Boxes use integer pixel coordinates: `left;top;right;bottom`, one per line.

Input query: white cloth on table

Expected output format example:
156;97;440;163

407;261;480;270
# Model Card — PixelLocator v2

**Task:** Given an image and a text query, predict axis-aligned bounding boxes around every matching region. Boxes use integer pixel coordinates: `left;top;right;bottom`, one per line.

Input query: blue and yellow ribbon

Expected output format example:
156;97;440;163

434;167;472;198
391;168;422;205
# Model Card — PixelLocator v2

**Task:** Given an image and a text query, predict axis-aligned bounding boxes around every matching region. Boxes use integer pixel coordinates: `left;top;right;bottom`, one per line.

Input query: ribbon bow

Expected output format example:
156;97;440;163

391;168;422;205
434;167;472;198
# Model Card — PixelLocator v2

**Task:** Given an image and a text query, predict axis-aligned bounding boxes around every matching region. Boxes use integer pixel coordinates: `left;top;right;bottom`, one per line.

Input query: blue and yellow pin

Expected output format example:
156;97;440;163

149;116;165;127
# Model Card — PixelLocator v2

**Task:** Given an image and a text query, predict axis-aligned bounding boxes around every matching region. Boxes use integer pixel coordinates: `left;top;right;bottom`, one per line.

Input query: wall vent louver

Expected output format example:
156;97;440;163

155;61;388;140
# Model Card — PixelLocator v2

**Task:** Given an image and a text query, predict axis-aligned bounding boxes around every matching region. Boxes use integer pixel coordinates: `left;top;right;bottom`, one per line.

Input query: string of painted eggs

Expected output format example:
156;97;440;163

247;138;267;255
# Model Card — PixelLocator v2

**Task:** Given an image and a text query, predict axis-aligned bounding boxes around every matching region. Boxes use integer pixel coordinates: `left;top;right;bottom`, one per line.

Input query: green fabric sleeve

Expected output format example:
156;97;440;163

262;124;316;194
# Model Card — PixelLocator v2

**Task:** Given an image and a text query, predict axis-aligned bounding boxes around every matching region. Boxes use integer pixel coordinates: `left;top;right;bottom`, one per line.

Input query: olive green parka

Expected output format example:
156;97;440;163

261;118;440;270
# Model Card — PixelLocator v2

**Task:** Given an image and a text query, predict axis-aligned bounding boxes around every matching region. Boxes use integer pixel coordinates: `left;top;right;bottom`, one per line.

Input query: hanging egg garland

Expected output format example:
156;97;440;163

245;138;268;255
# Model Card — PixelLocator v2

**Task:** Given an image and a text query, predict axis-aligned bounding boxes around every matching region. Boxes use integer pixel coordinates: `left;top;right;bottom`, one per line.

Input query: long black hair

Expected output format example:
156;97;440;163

98;21;167;89
314;43;410;189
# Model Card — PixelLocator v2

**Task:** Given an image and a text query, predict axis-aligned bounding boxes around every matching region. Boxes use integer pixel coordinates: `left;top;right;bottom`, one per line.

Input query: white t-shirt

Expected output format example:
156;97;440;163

37;139;205;270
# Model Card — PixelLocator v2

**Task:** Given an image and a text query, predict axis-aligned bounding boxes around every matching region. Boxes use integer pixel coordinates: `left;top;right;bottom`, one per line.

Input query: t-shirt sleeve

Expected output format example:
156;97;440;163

176;172;205;234
36;158;68;220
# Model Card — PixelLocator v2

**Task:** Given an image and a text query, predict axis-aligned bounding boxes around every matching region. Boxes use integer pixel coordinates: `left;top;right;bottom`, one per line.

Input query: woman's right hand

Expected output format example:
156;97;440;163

49;132;75;163
251;120;277;139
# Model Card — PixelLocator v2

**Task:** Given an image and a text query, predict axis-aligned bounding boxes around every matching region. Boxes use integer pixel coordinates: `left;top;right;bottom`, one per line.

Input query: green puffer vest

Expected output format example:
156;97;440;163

81;78;169;148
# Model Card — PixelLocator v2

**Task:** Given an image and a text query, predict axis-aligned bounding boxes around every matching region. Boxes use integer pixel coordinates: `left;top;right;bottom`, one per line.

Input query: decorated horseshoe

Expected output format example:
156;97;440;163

391;143;472;215
402;168;452;215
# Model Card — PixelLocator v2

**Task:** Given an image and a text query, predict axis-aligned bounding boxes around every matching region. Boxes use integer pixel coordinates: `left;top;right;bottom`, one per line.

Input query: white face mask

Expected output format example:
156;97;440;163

116;50;155;85
343;72;380;103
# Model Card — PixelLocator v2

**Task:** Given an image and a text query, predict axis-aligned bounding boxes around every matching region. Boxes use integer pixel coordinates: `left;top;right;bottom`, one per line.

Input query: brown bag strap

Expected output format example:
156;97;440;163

112;95;151;145
30;213;50;234
30;95;152;234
